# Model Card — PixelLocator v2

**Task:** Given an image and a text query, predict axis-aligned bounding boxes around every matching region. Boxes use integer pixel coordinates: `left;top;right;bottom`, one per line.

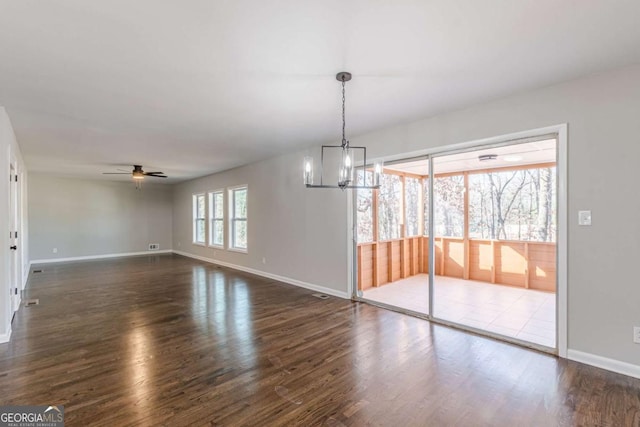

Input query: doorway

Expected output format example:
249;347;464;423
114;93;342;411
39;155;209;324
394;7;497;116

353;132;561;352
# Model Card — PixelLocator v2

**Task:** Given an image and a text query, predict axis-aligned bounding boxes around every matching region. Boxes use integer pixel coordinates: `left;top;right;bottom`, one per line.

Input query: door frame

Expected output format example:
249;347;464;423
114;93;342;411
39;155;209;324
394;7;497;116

348;124;568;358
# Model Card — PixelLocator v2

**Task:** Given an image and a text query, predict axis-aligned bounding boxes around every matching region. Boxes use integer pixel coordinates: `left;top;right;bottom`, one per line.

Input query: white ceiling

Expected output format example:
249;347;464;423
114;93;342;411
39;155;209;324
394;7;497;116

1;1;639;183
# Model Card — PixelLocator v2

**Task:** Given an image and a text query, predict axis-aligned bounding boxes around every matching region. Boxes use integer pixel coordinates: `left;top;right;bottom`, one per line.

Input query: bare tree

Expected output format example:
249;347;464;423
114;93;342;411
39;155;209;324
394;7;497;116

536;168;553;242
487;171;528;239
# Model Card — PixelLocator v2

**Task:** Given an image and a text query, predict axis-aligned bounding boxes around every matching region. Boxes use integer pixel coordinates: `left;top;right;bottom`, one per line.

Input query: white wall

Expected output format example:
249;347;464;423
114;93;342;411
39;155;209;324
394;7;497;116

172;64;640;372
172;152;351;296
352;64;640;369
29;175;173;261
0;107;27;342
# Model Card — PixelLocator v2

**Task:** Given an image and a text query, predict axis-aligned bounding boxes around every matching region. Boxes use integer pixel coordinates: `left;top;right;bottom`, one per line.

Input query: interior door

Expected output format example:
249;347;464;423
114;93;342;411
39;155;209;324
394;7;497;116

9;163;19;313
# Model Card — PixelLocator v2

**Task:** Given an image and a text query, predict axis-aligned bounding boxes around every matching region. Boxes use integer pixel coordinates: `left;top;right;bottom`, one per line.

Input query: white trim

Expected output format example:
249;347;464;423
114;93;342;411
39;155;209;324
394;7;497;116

568;349;640;380
0;327;11;344
556;124;568;358
31;250;173;264
227;183;248;191
347;186;355;297
369;124;567;165
228;185;248;252
173;250;349;299
208;190;225;248
192;193;206;245
227;247;248;254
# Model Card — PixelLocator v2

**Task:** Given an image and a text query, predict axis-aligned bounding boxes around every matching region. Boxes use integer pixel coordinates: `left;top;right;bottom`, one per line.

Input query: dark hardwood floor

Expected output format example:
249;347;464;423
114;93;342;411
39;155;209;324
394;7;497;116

1;254;639;426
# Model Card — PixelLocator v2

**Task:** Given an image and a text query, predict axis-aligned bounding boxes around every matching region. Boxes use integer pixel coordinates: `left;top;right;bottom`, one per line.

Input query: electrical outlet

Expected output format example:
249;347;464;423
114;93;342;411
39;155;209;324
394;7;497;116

148;243;159;250
52;247;58;254
634;326;640;344
262;257;266;264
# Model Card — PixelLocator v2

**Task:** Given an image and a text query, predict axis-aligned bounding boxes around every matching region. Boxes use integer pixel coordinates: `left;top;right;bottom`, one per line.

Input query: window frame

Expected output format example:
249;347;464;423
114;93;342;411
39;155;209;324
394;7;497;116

192;193;206;246
208;190;225;248
228;185;248;253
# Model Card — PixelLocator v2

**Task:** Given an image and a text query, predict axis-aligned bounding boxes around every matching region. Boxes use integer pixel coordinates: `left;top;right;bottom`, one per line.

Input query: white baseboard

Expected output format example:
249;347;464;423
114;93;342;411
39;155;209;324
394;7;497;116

30;249;173;265
0;327;11;344
173;250;350;299
567;349;640;380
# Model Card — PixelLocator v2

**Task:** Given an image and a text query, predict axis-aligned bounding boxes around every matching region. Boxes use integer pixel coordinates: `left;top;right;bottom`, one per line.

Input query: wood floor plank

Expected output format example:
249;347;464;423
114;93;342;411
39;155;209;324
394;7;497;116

0;254;639;426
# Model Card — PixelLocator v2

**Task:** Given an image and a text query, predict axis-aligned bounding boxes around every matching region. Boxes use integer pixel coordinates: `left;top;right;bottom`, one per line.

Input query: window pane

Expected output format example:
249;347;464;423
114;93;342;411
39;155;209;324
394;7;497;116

378;173;401;241
434;175;464;238
405;177;420;237
197;195;205;218
356;170;373;243
213;219;224;246
196;219;205;243
234;220;247;249
469;167;556;241
214;193;224;218
234;189;247;218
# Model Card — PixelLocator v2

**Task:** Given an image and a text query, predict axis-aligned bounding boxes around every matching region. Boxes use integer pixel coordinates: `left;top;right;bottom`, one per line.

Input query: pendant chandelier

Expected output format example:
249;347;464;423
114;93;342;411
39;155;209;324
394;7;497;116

303;72;382;190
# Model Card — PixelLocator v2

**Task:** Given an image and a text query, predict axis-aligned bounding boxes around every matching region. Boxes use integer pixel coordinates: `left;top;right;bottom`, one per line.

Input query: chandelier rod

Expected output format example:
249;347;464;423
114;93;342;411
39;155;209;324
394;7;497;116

341;76;347;148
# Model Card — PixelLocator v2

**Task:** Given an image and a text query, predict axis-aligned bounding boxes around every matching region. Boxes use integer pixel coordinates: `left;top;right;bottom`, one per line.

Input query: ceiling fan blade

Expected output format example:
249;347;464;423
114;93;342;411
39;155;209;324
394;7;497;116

144;171;164;175
146;174;167;178
103;172;132;174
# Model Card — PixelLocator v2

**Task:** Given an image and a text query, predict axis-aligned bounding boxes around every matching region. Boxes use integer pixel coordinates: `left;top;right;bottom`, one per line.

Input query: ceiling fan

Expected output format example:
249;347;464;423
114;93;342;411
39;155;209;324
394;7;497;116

103;165;167;180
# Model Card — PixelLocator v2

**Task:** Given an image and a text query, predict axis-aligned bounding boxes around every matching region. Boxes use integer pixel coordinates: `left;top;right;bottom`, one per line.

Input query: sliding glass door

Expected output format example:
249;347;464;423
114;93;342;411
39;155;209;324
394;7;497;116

431;137;557;349
354;158;430;316
354;135;558;351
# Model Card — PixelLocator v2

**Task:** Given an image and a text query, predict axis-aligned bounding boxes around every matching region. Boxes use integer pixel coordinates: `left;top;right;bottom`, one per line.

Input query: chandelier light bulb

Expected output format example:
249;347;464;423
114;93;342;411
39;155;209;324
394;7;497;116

303;156;313;185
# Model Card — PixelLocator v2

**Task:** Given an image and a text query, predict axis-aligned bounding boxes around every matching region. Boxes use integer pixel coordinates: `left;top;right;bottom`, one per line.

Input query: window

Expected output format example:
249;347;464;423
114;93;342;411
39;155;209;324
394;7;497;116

208;191;224;247
378;173;402;241
229;186;248;251
192;193;206;244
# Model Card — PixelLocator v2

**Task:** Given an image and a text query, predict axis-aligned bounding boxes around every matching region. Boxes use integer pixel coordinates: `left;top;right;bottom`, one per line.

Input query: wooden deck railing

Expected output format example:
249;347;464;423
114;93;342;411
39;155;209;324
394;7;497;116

357;237;556;292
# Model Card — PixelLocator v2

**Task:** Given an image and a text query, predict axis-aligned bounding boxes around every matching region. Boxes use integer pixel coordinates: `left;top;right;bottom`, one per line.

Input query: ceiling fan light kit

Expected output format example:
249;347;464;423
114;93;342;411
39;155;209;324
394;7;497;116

103;164;168;189
132;165;145;180
304;72;382;190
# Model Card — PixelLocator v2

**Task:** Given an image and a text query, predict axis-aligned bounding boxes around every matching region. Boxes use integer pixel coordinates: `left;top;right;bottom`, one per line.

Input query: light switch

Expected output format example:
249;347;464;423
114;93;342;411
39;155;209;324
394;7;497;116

578;210;592;226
